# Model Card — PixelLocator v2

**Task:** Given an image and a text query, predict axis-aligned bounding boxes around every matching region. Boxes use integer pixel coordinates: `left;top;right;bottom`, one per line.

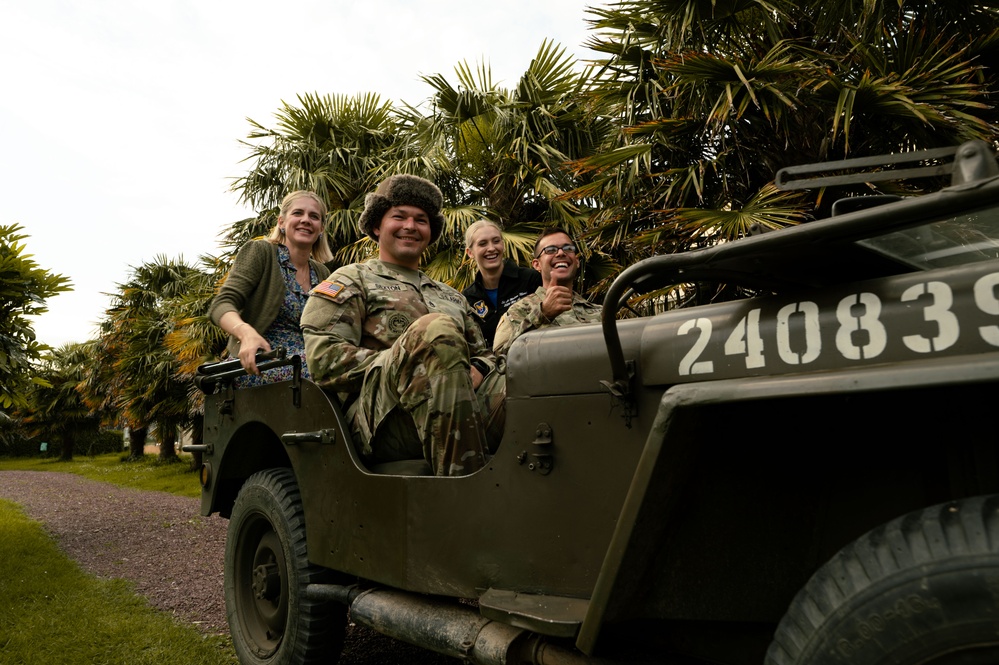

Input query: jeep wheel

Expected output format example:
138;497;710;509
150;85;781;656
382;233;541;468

225;468;346;664
766;495;999;665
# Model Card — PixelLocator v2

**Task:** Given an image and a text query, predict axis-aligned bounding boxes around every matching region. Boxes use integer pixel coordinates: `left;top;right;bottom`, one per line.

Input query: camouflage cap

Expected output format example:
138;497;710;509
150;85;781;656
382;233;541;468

358;175;446;243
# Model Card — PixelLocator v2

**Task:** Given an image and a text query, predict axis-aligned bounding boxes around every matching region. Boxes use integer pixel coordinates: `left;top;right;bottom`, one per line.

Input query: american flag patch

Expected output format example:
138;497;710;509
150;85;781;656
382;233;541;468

312;280;346;300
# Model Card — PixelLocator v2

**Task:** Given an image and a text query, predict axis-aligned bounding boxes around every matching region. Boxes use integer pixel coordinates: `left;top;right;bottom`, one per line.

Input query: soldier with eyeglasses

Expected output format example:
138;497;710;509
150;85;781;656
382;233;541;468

493;227;602;357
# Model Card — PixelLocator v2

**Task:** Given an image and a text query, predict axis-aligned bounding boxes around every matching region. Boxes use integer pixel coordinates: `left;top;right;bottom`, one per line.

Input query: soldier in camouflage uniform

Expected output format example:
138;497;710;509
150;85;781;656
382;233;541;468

301;175;503;476
494;227;602;357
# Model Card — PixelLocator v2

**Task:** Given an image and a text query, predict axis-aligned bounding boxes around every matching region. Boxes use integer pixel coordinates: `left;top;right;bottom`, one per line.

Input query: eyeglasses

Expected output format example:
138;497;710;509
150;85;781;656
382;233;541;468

535;243;578;258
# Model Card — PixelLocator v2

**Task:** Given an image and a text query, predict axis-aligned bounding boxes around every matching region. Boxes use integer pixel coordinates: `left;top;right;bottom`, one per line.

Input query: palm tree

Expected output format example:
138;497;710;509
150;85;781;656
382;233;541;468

79;326;139;456
400;40;610;289
86;256;205;462
21;343;98;461
165;254;229;376
225;45;609;293
164;255;229;470
230;92;409;267
575;0;999;288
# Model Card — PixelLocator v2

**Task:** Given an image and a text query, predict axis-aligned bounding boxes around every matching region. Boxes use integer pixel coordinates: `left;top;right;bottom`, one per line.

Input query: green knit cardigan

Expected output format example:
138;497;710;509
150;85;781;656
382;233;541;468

209;239;331;358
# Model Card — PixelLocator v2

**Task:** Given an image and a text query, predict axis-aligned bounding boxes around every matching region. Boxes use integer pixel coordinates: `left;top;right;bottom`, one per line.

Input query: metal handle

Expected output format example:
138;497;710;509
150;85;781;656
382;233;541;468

281;429;336;445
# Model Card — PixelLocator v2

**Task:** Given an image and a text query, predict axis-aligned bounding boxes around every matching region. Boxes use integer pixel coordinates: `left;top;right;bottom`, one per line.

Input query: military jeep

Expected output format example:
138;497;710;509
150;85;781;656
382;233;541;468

190;140;999;665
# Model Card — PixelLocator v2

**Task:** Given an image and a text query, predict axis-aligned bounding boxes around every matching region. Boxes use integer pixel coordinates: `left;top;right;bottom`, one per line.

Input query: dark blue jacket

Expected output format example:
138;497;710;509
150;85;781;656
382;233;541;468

462;260;542;347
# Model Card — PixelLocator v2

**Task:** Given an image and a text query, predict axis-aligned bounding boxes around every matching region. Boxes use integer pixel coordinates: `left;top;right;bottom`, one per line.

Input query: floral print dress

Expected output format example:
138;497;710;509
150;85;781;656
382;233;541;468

237;245;319;387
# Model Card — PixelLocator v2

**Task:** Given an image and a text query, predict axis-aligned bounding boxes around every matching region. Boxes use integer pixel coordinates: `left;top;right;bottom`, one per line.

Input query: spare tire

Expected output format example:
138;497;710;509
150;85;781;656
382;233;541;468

766;494;999;665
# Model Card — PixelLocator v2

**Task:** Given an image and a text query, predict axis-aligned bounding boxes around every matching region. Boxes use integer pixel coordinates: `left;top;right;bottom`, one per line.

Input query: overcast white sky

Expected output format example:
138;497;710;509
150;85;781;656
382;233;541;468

1;0;598;349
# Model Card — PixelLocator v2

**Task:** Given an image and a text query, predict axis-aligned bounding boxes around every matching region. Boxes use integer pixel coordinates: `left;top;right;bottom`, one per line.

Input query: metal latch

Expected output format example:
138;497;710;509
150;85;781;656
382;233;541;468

517;423;553;475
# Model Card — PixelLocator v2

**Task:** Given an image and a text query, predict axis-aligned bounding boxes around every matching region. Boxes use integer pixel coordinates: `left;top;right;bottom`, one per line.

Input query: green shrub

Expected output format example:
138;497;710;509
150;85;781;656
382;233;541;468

79;428;124;456
0;428;124;458
0;428;41;458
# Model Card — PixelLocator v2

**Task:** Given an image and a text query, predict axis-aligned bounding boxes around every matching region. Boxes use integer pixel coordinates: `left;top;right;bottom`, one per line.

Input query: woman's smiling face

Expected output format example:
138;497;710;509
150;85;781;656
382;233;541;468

279;196;323;248
466;225;505;274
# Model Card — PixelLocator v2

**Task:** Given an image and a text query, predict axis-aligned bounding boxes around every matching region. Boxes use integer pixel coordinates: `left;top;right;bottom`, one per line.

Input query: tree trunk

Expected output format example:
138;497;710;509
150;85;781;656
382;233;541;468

128;425;147;460
189;414;205;472
159;422;178;462
59;430;75;461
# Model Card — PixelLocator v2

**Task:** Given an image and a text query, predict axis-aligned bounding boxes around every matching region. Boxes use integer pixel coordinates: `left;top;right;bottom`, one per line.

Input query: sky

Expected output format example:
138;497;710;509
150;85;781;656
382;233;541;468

1;0;600;349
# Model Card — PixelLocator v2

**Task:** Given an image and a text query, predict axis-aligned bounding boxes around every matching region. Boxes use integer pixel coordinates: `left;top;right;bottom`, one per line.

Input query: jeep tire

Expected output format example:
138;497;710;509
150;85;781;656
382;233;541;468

225;468;346;664
766;495;999;665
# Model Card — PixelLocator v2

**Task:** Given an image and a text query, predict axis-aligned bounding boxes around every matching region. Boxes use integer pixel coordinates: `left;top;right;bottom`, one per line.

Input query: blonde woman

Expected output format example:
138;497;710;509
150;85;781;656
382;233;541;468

461;219;541;347
210;191;334;383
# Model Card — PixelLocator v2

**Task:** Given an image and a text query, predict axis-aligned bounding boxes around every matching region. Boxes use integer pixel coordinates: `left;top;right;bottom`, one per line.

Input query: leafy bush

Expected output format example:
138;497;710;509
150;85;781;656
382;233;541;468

0;428;123;458
79;428;124;456
0;224;71;410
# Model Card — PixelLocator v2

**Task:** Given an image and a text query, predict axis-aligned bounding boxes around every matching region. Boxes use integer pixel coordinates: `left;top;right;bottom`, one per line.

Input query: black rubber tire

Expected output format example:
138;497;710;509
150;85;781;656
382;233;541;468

766;495;999;665
225;468;346;665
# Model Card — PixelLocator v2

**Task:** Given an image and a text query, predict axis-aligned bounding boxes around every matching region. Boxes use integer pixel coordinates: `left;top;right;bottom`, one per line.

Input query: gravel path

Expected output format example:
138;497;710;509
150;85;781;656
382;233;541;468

0;471;229;633
0;470;458;664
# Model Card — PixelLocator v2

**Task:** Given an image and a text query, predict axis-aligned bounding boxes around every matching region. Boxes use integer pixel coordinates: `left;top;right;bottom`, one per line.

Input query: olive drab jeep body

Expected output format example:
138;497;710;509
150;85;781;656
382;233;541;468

189;140;999;665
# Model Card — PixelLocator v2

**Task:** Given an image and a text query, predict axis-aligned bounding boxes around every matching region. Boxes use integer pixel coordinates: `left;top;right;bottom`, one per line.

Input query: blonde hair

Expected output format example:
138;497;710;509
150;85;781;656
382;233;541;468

464;218;504;249
266;190;334;263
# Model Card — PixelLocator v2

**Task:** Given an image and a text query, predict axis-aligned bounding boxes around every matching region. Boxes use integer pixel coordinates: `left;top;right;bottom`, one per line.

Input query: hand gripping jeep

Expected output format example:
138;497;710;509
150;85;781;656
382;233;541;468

189;140;999;665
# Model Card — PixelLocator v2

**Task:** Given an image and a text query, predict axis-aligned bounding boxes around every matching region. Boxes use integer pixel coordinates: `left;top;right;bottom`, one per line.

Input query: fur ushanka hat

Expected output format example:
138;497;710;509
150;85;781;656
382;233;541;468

358;174;446;243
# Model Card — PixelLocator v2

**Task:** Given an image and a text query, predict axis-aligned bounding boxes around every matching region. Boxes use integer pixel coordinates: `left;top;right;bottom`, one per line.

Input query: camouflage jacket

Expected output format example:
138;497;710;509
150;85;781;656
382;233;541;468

493;287;603;357
301;259;495;393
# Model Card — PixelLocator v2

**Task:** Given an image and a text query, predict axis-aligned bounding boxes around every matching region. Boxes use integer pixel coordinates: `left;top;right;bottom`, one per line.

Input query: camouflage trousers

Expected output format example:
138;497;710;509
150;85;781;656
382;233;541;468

347;313;506;476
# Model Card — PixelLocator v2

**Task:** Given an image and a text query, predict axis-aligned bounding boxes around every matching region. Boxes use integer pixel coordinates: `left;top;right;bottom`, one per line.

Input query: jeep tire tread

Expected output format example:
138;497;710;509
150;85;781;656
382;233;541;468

766;494;999;665
225;468;346;664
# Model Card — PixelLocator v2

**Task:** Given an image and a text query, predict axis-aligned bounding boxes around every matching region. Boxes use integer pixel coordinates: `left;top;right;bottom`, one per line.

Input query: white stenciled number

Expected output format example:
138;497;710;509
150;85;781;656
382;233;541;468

975;272;999;346
835;292;887;360
901;281;959;353
677;318;714;375
724;308;765;369
776;301;821;365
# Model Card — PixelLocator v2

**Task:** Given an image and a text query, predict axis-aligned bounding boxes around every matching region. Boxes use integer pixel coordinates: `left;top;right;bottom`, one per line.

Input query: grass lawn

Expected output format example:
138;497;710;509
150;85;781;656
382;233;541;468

0;452;203;498
0;498;236;664
0;454;232;662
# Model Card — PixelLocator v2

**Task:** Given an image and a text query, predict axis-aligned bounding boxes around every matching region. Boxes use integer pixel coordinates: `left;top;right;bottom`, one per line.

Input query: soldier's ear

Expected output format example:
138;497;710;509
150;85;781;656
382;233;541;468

531;257;541;271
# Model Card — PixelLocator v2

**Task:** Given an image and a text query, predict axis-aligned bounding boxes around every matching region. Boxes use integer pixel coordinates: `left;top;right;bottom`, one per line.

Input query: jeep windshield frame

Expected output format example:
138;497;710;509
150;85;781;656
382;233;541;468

601;141;999;399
